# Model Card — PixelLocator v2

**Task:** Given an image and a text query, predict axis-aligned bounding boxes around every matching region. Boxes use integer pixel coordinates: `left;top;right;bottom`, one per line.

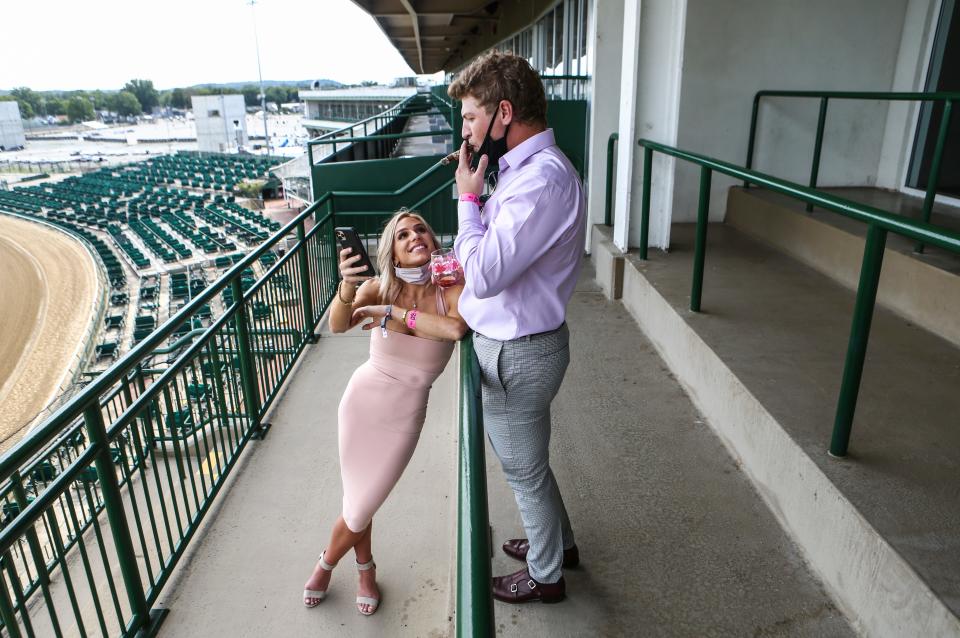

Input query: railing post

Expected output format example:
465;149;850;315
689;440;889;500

690;166;712;312
230;279;265;438
916;99;952;253
82;403;167;635
456;335;494;638
639;146;652;260
0;555;21;638
830;224;887;457
296;221;317;342
744;93;761;188
807;97;829;212
604;133;619;226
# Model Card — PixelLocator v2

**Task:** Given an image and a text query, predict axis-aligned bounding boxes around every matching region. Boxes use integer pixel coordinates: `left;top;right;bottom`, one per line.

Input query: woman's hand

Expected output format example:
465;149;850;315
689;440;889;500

351;305;390;330
455;140;488;197
339;247;373;287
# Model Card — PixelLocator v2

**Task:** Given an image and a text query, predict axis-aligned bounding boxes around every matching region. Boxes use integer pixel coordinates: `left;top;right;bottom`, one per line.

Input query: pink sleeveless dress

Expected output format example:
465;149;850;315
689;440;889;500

337;287;456;532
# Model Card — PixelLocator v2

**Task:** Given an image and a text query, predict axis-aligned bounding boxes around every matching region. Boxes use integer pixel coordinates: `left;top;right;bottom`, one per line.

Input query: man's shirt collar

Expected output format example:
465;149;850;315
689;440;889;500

499;128;556;172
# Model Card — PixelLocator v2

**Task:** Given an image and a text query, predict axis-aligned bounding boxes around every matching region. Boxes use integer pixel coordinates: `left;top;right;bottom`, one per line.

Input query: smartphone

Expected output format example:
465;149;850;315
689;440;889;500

334;227;376;277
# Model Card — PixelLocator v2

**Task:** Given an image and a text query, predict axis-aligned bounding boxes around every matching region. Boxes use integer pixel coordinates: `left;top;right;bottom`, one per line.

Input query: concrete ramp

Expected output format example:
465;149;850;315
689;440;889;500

485;266;853;637
155;329;458;637
152;262;855;637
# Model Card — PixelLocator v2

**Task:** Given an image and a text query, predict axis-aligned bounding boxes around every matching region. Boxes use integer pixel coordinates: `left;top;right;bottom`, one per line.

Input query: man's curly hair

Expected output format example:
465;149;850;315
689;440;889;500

447;50;547;127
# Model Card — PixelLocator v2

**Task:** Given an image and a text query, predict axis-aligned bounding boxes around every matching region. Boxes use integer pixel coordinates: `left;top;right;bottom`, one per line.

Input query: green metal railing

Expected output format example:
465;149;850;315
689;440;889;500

305;94;453;166
456;335;494;638
745;90;959;251
604;133;619;226
636;138;960;457
0;150;473;634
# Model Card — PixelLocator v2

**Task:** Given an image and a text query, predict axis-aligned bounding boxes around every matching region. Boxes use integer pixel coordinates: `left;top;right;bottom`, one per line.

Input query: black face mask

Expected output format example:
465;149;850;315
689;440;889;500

472;104;509;174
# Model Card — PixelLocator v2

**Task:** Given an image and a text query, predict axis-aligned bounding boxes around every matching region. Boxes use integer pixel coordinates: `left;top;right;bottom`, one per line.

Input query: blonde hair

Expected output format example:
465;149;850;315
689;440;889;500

376;209;441;303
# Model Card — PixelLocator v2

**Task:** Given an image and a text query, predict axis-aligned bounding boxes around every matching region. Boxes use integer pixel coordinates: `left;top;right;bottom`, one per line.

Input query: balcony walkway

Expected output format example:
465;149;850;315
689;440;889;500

393;111;454;159
154;263;853;637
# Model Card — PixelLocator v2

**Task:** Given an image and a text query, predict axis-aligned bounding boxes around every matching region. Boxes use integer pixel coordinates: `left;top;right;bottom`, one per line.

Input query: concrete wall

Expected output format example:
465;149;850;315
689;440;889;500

669;0;913;225
192;95;247;154
584;0;625;249
0;102;26;151
622;0;687;250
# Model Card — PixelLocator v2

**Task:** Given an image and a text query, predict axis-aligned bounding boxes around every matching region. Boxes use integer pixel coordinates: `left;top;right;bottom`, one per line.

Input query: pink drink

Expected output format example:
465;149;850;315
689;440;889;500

431;248;462;288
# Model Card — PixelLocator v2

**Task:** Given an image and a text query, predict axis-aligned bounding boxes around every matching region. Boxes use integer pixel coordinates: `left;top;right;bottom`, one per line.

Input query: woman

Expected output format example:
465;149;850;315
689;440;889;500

302;210;468;616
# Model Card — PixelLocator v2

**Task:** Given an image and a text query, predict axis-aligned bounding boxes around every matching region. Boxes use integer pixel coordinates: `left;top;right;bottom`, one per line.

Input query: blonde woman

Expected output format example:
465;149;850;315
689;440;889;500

302;210;467;616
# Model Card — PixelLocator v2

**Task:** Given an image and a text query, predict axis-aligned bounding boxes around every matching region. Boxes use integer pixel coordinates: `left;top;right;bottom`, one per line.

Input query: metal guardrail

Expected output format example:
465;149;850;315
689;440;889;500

0;151;467;635
304;94;451;166
745;90;959;252
636;137;960;457
456;334;494;638
0;190;341;635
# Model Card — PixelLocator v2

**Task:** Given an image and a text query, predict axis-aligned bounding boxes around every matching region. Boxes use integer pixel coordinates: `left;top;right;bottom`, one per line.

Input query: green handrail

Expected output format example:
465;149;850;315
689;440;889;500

308;94;419;145
745;90;959;250
456;334;494;638
604;133;619;226
307;129;453;147
306;94;424;166
637;137;960;457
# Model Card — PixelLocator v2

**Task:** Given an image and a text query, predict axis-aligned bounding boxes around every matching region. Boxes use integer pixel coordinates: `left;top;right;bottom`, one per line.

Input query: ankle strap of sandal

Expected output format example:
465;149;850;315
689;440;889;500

318;551;337;571
356;557;375;571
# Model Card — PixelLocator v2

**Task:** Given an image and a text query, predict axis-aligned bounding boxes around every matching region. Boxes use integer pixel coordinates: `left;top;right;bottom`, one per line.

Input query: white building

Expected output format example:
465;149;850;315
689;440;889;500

0;101;26;151
191;95;248;153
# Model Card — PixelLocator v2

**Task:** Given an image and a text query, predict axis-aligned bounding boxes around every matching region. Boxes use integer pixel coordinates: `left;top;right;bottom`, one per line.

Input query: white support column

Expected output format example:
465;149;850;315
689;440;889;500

613;0;643;252
584;0;626;252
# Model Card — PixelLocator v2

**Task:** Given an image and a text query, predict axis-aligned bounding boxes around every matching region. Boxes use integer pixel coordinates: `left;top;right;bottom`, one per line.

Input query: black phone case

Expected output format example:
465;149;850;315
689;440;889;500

334;227;376;277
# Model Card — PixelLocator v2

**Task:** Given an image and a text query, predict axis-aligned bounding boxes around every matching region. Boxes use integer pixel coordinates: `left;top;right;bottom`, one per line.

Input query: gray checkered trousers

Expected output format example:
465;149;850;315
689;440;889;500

474;324;576;584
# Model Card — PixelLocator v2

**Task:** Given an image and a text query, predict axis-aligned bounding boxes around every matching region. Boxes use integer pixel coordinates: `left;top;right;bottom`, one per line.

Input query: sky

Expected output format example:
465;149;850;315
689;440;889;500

0;0;421;91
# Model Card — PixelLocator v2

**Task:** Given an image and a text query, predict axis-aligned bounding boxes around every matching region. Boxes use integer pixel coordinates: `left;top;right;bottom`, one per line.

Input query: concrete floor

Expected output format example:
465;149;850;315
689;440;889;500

636;223;960;619
153;263;853;637
155;330;460;638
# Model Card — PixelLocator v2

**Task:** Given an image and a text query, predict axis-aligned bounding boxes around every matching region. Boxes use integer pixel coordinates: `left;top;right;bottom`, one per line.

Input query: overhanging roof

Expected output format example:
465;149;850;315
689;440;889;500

351;0;502;74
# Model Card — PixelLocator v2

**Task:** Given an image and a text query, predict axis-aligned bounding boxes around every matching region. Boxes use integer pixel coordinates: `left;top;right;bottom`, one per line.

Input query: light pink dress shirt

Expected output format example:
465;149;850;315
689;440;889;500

454;129;585;341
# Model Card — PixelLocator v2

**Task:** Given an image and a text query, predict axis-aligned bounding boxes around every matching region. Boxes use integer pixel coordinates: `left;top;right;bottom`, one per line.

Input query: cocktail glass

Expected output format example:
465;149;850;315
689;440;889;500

431;248;462;288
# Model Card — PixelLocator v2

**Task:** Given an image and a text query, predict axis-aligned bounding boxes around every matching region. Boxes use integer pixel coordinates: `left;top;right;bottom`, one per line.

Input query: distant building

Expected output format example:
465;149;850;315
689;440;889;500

192;95;248;153
0;102;26;151
298;86;416;137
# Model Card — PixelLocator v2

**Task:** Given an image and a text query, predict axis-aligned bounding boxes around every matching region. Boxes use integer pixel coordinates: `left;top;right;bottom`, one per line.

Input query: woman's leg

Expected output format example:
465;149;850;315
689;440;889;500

353;520;379;614
303;516;366;603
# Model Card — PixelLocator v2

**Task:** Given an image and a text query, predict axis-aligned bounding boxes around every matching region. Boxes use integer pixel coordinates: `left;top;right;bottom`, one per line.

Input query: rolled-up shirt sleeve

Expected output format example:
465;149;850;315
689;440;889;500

454;179;562;299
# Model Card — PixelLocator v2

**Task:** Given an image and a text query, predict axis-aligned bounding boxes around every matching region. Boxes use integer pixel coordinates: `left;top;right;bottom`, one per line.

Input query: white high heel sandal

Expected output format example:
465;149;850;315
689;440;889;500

355;557;380;616
303;551;337;607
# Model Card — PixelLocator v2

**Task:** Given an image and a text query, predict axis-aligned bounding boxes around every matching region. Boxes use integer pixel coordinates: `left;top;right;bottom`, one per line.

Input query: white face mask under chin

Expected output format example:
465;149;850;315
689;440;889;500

395;262;431;284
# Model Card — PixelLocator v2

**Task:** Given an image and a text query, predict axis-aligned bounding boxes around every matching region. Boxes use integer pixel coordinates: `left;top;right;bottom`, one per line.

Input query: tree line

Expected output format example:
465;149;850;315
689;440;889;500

0;80;311;124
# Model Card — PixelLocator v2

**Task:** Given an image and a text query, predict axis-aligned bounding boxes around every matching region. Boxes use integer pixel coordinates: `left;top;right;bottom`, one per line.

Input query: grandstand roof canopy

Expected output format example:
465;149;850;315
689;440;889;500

350;0;506;74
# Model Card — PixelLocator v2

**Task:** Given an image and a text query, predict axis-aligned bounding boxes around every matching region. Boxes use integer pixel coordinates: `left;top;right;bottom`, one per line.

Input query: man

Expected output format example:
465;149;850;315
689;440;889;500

449;51;585;604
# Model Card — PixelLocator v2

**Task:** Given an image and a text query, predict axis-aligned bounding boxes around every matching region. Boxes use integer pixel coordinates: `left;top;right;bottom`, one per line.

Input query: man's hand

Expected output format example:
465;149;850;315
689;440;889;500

455;140;488;197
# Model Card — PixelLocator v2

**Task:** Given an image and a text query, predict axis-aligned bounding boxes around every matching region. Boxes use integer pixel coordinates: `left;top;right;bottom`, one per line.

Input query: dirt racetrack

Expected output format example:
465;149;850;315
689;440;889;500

0;214;98;452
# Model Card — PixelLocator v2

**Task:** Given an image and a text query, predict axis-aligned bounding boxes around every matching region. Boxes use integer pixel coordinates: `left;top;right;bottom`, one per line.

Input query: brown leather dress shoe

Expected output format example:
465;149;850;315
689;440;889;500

492;567;566;604
502;539;580;568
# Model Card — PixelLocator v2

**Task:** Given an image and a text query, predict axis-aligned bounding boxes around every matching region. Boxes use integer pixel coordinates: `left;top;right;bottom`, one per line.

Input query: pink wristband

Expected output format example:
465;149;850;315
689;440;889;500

459;193;480;204
406;310;418;329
